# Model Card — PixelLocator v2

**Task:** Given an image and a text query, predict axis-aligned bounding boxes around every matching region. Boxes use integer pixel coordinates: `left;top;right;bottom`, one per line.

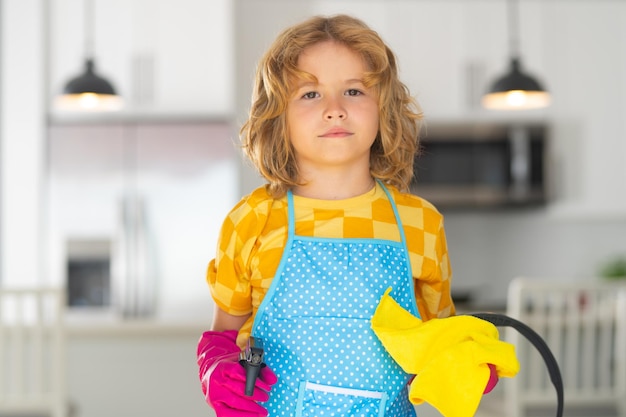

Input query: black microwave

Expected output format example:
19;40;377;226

411;122;548;208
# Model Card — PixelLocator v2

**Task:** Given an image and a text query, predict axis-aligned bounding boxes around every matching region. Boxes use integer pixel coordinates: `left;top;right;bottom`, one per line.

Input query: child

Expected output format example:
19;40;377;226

197;14;456;417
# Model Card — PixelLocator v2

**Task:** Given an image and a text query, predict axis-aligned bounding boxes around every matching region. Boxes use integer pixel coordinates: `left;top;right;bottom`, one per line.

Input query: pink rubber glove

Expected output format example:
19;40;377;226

197;330;278;417
483;363;499;394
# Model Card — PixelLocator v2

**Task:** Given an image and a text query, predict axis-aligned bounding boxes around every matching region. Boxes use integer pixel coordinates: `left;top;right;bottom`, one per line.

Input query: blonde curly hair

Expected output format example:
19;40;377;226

240;14;423;197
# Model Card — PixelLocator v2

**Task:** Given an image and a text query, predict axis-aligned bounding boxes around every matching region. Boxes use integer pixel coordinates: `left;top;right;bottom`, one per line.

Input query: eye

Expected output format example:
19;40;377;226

345;89;363;97
301;91;319;99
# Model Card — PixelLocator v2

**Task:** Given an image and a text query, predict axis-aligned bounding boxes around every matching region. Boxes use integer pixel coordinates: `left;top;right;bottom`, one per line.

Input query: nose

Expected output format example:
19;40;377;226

324;97;346;120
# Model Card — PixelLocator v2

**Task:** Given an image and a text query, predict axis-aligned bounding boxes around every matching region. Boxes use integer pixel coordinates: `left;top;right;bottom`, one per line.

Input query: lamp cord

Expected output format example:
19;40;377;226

83;0;94;60
508;0;521;60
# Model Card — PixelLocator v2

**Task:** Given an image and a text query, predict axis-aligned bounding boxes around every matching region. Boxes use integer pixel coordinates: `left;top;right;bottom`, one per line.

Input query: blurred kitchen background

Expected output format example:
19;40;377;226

1;0;625;416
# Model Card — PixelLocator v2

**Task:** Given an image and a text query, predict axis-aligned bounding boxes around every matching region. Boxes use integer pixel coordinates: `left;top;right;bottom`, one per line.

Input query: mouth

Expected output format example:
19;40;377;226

319;127;353;138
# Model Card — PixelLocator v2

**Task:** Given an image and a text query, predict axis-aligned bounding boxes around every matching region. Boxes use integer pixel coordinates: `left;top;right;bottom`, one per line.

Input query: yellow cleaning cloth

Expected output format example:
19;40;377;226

371;288;520;417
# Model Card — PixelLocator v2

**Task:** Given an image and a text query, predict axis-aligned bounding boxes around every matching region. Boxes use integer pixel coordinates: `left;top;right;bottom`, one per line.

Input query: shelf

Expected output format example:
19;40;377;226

47;109;234;126
546;203;626;221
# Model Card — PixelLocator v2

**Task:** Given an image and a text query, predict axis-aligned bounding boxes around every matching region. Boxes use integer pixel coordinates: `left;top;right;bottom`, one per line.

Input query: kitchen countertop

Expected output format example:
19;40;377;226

65;318;209;338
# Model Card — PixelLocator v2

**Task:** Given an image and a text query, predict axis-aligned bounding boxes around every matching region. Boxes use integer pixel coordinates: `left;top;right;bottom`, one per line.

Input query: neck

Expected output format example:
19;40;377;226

292;172;376;200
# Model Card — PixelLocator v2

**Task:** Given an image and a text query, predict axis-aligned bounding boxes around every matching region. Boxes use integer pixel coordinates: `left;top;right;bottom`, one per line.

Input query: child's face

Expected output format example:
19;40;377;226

286;41;379;176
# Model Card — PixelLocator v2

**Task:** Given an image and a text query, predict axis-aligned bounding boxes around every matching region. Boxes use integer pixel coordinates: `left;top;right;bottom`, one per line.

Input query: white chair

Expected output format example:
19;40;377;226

505;277;626;417
0;287;66;417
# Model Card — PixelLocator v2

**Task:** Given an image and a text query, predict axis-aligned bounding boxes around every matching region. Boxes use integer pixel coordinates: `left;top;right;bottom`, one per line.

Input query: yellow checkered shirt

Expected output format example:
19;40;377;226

207;182;455;343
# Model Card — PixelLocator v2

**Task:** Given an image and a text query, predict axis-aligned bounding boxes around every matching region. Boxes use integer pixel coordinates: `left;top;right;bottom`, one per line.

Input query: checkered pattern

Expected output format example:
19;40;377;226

207;183;454;345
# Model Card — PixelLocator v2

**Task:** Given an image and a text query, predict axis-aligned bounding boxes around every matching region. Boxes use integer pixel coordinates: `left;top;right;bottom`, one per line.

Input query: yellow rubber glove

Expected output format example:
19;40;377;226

371;288;520;417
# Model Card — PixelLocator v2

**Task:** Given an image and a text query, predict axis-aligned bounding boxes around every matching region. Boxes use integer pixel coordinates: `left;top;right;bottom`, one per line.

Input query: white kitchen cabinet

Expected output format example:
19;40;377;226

66;324;215;417
48;0;234;116
235;0;457;120
538;2;626;216
235;0;549;119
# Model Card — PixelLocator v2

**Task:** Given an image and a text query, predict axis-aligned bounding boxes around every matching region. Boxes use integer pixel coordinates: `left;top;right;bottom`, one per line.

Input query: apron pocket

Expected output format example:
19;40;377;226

296;381;388;417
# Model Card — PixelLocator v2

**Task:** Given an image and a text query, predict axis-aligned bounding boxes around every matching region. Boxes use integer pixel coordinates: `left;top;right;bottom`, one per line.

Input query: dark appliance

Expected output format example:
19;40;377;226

411;122;548;208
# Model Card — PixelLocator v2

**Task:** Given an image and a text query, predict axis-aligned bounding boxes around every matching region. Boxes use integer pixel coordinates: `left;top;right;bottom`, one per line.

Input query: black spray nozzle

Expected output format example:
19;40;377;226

239;336;265;396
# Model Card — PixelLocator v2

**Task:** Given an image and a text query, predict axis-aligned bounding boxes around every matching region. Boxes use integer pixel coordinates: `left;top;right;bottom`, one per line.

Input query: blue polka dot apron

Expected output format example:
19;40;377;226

252;183;419;417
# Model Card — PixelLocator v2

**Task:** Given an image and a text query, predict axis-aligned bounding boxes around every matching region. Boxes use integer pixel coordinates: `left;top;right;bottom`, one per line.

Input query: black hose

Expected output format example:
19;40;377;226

469;312;564;417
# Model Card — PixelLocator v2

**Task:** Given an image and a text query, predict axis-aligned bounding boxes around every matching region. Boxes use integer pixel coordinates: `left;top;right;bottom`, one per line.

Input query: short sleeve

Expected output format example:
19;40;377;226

206;188;272;315
414;211;455;320
393;188;455;321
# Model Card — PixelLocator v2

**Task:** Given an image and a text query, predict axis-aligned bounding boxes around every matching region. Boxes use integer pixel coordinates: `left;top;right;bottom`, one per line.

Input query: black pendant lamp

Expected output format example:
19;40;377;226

482;0;550;110
56;0;123;111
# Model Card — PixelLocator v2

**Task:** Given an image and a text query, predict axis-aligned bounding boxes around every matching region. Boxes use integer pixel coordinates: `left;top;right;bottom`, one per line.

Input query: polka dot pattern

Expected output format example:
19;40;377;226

254;238;417;416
